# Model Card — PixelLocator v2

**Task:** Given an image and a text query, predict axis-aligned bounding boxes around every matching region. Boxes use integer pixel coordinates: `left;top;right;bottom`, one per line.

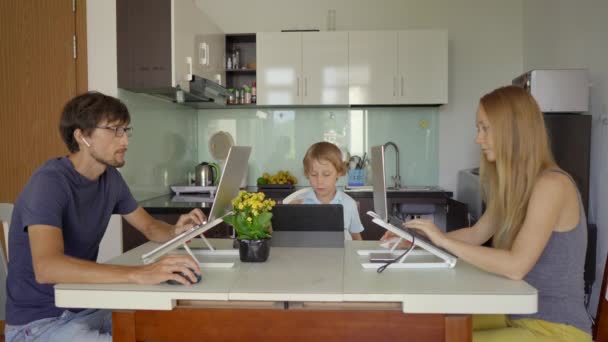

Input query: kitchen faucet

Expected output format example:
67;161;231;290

383;141;401;189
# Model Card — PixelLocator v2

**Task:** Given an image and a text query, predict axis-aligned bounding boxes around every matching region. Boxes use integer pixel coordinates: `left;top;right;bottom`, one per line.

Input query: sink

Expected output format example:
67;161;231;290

386;185;442;192
344;185;443;192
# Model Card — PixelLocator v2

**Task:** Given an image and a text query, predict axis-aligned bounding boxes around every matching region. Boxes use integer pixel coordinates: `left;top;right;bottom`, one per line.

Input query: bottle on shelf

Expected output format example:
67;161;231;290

175;85;185;103
243;85;251;104
251;82;257;104
226;56;232;70
233;47;240;69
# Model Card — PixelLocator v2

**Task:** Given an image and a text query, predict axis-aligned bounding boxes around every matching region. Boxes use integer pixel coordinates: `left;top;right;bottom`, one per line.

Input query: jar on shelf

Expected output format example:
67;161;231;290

227;88;236;104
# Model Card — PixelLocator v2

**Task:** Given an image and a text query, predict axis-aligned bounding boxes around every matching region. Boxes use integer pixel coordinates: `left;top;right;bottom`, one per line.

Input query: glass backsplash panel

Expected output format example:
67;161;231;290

118;90;198;201
196;107;438;188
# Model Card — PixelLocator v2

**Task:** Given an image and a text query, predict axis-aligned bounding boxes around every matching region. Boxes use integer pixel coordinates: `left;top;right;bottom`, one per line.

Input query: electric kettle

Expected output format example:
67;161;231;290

194;162;219;186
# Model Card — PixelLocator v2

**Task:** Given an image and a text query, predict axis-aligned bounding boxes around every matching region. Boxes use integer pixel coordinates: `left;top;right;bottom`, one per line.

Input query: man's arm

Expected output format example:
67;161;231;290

122;207;206;243
29;225;201;285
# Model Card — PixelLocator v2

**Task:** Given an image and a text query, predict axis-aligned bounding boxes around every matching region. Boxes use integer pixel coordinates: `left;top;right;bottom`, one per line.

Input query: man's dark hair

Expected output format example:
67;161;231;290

59;91;130;153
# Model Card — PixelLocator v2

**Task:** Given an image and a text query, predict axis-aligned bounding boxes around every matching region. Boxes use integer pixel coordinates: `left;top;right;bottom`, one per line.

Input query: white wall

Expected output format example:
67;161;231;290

523;0;608;317
86;0;117;96
195;0;525;193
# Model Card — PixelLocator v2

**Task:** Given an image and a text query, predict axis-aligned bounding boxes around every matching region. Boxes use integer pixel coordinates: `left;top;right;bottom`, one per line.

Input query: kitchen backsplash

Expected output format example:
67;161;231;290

117;90;199;201
197;107;438;189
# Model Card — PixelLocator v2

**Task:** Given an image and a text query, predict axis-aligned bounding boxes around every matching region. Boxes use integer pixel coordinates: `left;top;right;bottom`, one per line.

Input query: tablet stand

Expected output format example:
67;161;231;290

359;211;458;269
141;215;238;268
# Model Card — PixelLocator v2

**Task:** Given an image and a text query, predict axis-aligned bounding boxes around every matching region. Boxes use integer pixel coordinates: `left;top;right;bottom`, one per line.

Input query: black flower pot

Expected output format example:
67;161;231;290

238;239;271;262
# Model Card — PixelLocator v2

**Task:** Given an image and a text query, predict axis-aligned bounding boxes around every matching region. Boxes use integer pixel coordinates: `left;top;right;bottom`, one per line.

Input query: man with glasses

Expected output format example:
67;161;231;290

5;92;205;341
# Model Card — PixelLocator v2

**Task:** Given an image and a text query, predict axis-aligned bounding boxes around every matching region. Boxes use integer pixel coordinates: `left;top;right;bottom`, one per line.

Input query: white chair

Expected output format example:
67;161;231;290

282;187;313;204
0;203;13;263
0;203;12;331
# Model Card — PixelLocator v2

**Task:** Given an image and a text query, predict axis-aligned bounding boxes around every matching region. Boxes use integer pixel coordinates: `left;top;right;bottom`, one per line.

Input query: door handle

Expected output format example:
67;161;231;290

401;76;404;97
393;77;397;96
304;77;308;97
297;77;300;96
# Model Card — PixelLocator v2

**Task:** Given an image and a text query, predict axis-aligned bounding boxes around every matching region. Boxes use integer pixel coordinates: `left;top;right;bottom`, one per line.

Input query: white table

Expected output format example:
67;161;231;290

55;240;537;342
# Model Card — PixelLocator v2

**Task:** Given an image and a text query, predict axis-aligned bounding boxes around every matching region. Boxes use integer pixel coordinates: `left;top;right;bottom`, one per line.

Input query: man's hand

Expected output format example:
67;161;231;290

130;254;202;285
174;208;207;236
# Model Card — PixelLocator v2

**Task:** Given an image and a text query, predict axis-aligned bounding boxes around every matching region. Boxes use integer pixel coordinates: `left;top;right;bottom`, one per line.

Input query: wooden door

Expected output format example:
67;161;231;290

0;0;87;203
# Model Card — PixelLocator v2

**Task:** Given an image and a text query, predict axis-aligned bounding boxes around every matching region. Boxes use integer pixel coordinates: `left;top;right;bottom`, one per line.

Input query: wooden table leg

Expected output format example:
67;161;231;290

445;314;472;342
112;310;136;342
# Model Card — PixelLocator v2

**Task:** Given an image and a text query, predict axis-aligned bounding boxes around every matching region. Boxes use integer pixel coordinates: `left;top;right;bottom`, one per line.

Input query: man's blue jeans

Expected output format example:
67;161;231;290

5;309;112;342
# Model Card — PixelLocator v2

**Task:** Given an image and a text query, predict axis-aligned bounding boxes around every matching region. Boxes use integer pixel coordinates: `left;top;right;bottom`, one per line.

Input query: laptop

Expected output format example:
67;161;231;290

369;145;457;261
141;146;252;263
271;204;345;248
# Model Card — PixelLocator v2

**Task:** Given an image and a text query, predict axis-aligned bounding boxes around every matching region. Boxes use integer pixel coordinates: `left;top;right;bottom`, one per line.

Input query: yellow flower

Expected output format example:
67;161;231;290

247;216;252;222
253;210;259;216
238;203;244;210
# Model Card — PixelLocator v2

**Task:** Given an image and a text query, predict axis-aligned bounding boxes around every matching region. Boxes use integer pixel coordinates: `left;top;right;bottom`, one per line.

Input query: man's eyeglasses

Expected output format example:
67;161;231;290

96;126;133;137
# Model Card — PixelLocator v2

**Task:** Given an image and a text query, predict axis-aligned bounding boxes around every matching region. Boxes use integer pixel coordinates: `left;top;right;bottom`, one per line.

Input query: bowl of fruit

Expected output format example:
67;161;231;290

257;170;298;190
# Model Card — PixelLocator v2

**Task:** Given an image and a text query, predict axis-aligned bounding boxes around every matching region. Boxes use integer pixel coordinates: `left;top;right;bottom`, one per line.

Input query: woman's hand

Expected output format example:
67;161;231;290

174;208;207;235
404;219;446;247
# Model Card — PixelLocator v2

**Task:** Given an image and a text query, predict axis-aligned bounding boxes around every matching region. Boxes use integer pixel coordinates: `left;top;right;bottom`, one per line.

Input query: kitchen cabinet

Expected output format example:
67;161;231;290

349;30;448;105
257;32;349;105
117;0;225;94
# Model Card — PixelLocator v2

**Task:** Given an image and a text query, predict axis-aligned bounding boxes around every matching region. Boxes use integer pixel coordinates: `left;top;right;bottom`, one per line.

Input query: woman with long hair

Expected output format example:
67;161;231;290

389;85;592;340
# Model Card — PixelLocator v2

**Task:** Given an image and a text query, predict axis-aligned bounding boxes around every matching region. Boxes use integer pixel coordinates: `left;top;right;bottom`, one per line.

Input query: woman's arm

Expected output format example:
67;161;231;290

446;212;496;246
406;172;574;280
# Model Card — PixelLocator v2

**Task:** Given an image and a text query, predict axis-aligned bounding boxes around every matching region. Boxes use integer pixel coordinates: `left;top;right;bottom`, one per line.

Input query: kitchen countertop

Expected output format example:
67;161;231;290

138;186;453;214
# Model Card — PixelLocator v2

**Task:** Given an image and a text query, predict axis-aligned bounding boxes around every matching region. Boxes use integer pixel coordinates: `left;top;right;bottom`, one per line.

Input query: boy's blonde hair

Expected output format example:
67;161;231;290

303;142;347;176
479;85;557;250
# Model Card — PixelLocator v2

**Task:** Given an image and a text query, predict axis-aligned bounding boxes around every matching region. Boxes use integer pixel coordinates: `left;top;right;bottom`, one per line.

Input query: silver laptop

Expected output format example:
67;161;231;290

371;145;389;220
369;145;457;261
142;146;251;263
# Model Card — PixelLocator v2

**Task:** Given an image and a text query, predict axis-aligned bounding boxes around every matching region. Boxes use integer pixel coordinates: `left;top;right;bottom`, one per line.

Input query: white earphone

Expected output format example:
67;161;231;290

82;138;91;147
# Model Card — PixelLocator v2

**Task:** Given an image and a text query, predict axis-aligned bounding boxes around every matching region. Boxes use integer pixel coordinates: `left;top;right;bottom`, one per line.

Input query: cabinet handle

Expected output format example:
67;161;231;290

401;76;404;97
297;77;300;96
304;77;308;97
393;77;397;96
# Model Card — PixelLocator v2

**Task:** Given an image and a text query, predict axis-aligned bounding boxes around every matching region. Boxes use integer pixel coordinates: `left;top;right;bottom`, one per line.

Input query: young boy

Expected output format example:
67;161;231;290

296;142;364;240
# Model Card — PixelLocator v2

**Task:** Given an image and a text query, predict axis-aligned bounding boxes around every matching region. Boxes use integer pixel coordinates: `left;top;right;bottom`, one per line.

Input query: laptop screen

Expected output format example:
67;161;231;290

371;145;388;220
270;204;344;247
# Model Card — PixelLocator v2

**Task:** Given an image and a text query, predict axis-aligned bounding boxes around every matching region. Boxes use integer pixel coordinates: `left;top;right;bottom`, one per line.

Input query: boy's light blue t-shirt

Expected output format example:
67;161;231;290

300;189;364;236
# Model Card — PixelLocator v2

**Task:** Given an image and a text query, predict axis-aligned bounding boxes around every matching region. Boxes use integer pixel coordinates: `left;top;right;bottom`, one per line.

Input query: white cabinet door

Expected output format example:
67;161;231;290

349;31;398;105
397;30;448;104
302;32;349;105
256;32;302;105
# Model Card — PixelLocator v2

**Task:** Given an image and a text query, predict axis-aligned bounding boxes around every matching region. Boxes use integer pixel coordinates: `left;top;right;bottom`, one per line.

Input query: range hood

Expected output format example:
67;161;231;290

137;75;229;109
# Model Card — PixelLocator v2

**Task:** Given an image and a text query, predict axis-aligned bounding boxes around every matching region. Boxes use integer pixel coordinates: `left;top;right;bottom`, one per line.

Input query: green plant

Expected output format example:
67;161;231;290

223;191;276;240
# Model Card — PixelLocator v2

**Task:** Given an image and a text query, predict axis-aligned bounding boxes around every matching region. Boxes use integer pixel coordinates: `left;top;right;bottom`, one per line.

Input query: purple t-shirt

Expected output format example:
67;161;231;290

5;157;138;325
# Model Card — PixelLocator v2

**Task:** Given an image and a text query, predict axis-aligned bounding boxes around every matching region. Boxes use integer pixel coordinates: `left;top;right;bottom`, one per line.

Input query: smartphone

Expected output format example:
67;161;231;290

369;252;397;263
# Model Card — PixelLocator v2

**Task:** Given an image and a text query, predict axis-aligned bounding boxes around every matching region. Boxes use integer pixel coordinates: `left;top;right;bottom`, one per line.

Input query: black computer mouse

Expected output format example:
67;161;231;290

166;269;202;285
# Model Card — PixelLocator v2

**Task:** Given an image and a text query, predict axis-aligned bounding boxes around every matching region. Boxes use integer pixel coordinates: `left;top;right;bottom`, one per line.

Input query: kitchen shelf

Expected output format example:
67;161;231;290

226;33;256;90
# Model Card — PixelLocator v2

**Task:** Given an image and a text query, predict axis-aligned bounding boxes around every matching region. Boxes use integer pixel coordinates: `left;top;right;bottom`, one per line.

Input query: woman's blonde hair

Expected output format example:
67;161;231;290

479;86;556;249
303;142;347;176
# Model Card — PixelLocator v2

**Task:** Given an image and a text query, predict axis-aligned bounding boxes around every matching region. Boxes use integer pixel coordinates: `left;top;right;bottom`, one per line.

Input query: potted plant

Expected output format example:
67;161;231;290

223;191;276;262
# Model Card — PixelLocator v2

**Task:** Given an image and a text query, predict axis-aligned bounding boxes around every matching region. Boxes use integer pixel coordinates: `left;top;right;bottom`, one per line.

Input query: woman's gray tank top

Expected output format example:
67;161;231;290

509;169;591;334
